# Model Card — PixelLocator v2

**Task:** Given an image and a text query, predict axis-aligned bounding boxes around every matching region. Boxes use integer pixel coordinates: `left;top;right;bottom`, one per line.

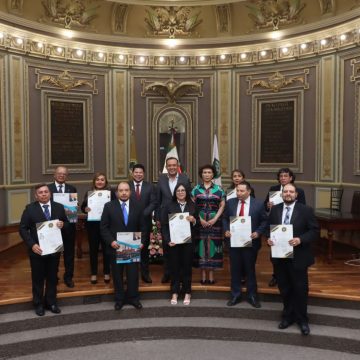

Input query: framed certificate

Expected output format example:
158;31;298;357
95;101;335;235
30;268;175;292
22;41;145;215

36;220;63;256
87;190;111;221
229;216;252;247
116;232;142;264
169;212;191;244
270;224;293;258
53;193;78;223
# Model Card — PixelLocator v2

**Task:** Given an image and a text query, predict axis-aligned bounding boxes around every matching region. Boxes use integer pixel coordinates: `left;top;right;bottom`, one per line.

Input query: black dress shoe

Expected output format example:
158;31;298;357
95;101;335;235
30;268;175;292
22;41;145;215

268;276;277;287
299;322;310;336
227;296;242;306
141;274;152;283
114;301;124;311
208;280;215;285
161;275;170;283
247;296;261;308
278;319;294;329
129;300;143;309
46;304;61;314
200;280;207;285
64;279;75;288
35;305;45;316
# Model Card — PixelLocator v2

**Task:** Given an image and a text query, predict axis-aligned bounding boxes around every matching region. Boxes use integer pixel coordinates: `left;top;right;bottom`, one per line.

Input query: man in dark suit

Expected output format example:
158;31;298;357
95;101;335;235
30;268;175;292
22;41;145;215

19;183;68;316
129;164;157;283
264;167;306;287
223;181;268;308
100;182;145;310
156;157;191;283
267;183;319;336
48;166;77;288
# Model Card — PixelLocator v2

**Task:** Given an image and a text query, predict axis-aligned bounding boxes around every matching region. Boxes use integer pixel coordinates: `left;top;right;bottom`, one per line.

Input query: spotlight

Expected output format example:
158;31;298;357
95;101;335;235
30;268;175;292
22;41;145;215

300;43;307;50
16;37;23;45
260;50;267;57
240;53;247;59
220;54;226;60
320;39;327;46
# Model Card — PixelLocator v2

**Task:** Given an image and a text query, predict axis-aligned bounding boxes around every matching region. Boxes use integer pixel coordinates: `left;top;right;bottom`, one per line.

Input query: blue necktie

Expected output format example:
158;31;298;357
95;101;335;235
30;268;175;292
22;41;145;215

284;206;291;225
43;204;51;221
121;202;128;226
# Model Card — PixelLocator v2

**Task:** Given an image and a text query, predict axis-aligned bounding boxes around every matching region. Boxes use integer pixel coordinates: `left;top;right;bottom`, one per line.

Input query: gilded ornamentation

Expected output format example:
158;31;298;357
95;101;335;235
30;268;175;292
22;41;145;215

41;0;100;29
215;5;231;34
319;0;335;15
112;3;129;34
247;70;309;94
246;0;306;31
350;58;360;82
35;70;97;93
145;6;202;38
141;79;203;103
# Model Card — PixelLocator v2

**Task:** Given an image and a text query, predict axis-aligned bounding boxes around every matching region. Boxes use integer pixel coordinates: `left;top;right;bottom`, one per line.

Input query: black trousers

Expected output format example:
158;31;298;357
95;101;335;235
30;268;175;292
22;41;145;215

86;221;110;276
62;224;76;281
29;253;60;306
140;231;150;276
110;255;139;303
229;246;258;298
168;242;193;294
161;228;171;277
274;259;309;324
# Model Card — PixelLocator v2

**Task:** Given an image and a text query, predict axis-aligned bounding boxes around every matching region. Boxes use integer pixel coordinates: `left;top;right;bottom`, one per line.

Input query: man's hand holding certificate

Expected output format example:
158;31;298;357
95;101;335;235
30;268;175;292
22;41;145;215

36;220;64;256
228;216;252;247
169;212;191;245
87;190;111;221
269;224;294;258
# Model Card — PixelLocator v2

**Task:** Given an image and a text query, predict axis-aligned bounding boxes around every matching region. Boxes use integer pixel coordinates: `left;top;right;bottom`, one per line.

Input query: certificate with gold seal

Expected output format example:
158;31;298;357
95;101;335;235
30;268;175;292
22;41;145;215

229;216;252;247
87;190;111;221
36;220;63;256
270;224;293;258
169;212;191;244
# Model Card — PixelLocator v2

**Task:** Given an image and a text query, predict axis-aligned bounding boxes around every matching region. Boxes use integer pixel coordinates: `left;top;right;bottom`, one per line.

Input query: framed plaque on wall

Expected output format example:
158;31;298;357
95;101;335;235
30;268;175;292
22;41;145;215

251;91;304;172
41;91;94;174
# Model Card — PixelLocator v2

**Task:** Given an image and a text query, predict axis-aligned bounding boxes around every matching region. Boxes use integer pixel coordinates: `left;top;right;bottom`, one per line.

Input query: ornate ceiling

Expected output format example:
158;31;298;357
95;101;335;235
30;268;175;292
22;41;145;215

0;0;359;68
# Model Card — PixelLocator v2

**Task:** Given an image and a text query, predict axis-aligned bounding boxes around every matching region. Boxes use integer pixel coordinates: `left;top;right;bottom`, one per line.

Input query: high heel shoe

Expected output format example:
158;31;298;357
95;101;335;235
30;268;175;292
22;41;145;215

170;294;178;305
104;274;110;283
90;276;97;284
183;294;191;306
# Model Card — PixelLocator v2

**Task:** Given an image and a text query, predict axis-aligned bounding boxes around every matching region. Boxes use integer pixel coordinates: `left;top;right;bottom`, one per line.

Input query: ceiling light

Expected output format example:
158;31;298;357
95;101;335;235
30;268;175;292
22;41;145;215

98;52;104;59
220;54;226;60
165;38;177;48
76;49;83;57
63;30;73;39
0;33;4;39
199;56;206;62
139;56;145;63
118;54;124;61
300;43;307;50
340;34;346;41
240;53;247;59
37;42;43;49
56;47;63;54
271;31;282;40
16;37;23;45
260;50;267;57
159;56;165;63
320;39;327;46
281;47;289;54
179;56;186;63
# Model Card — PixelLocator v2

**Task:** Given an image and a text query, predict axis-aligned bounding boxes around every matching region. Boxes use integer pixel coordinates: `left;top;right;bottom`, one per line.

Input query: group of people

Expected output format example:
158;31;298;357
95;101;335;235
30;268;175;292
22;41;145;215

19;160;319;336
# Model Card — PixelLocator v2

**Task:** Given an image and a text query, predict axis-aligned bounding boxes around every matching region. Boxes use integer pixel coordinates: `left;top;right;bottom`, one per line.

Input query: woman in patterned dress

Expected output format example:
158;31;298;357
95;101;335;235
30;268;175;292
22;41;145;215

191;164;226;284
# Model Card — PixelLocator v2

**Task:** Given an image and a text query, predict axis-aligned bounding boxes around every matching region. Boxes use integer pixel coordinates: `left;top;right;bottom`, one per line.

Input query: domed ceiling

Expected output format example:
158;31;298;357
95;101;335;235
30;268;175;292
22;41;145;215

0;1;360;67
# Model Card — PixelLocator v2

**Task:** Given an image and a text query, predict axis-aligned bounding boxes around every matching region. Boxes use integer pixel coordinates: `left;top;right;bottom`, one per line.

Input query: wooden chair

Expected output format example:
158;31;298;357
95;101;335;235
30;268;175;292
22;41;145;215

330;188;343;211
351;191;360;214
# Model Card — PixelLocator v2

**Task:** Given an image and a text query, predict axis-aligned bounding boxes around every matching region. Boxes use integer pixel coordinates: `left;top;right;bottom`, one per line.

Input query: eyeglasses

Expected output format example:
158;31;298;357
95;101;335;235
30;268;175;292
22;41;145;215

176;189;186;193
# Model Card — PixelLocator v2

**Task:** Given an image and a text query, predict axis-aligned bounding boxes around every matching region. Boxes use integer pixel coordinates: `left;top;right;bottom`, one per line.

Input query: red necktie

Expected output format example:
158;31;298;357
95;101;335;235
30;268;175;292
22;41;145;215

135;183;141;200
239;200;245;216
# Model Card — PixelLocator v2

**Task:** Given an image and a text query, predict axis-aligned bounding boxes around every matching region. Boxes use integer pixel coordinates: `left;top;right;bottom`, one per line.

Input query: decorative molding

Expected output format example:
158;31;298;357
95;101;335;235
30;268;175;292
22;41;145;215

246;70;309;95
215;5;231;34
111;3;129;34
354;81;360;175
319;0;336;15
35;70;98;94
40;0;100;30
246;0;306;31
7;0;23;15
141;79;203;103
6;189;30;224
144;6;202;38
350;58;360;82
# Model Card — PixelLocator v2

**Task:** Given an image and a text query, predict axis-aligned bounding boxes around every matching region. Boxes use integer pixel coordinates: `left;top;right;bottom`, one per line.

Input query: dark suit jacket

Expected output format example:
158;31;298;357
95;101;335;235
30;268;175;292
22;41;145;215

48;182;77;196
223;197;268;251
268;202;319;269
161;200;197;245
100;199;146;256
19;201;69;255
129;181;157;232
156;173;191;220
264;184;306;209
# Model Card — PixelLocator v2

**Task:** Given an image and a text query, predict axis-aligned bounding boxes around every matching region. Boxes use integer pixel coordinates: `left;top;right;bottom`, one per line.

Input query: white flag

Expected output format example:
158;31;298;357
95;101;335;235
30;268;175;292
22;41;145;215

212;134;222;186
